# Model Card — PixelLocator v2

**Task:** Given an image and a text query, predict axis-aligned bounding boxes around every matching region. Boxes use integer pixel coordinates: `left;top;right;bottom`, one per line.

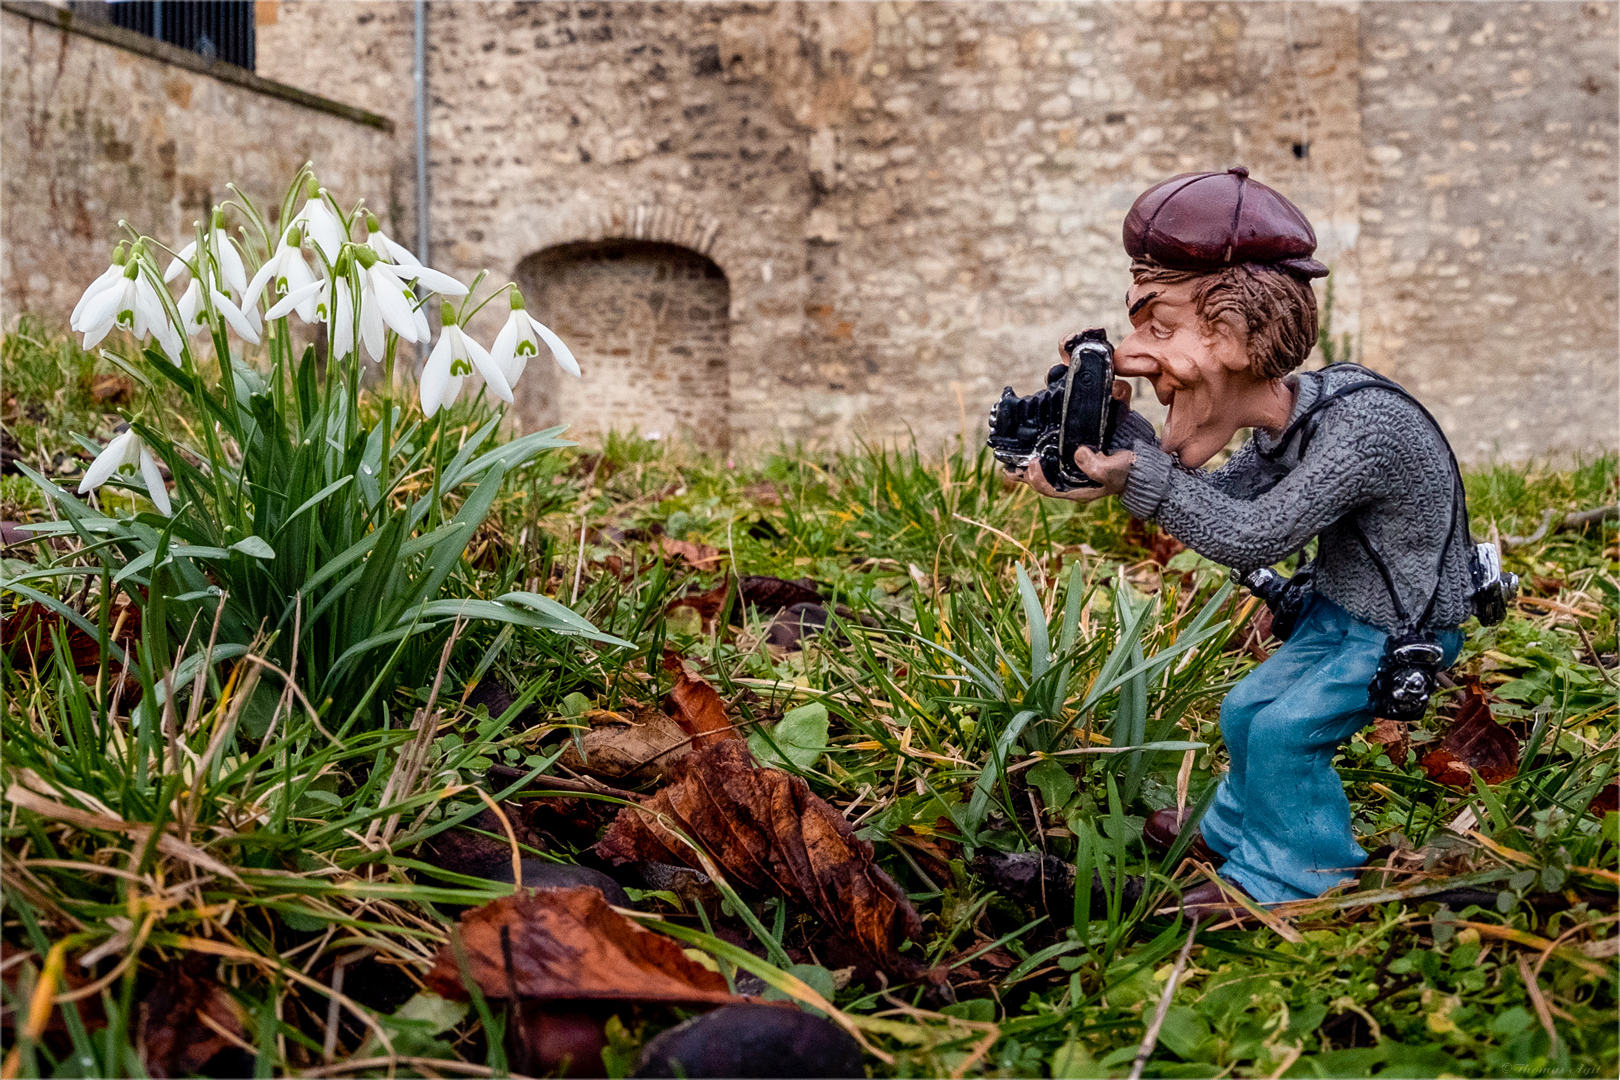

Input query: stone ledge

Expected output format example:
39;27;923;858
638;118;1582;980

2;0;395;133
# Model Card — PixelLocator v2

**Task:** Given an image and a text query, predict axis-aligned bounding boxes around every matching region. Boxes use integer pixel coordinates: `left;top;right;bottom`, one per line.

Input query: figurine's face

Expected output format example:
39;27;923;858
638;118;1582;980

1114;280;1254;468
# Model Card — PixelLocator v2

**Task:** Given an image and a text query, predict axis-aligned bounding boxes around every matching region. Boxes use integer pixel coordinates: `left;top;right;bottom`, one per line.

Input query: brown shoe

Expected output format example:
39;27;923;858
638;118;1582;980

1177;879;1255;921
1144;807;1222;866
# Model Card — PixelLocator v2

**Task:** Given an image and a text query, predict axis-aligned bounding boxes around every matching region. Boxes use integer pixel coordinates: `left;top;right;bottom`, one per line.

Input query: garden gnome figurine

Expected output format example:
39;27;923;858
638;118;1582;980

1016;167;1477;914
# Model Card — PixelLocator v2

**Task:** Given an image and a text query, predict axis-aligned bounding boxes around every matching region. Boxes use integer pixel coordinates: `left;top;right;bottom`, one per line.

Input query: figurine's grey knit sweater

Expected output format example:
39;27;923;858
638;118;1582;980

1116;366;1475;633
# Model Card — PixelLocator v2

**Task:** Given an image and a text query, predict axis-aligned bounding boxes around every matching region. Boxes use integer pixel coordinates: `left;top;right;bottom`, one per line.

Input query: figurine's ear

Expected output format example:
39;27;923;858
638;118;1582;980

1206;313;1252;373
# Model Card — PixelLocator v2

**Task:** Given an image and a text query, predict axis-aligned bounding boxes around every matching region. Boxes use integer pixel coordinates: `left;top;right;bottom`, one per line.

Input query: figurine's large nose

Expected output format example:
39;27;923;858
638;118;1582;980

1113;337;1161;379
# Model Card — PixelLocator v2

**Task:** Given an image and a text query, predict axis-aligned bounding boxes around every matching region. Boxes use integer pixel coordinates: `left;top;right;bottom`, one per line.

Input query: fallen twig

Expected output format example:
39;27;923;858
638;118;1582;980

1499;505;1617;552
1128;917;1200;1080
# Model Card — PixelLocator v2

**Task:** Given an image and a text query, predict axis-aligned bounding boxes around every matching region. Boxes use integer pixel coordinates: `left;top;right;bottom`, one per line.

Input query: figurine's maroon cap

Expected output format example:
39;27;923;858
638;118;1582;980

1123;166;1329;279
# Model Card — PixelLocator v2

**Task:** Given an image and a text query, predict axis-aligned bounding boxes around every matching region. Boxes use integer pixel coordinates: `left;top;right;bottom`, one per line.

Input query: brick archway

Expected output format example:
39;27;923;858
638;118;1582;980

512;240;731;449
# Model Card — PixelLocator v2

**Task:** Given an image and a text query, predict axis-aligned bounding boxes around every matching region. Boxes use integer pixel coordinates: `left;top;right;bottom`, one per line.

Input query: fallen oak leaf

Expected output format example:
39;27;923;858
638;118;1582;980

424;887;738;1006
595;741;935;984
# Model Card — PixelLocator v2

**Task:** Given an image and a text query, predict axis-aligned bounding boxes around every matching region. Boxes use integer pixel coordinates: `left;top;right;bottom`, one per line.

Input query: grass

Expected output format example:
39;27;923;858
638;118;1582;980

3;325;1616;1078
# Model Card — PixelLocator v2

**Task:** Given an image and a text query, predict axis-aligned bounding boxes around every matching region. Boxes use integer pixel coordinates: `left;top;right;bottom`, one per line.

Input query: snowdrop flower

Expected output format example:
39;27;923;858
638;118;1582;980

362;213;467;297
78;429;171;516
290;189;347;266
353;246;423;361
264;258;356;357
244;225;318;320
490;291;581;388
71;243;128;331
164;210;247;295
420;303;512;418
78;261;183;361
364;212;419;268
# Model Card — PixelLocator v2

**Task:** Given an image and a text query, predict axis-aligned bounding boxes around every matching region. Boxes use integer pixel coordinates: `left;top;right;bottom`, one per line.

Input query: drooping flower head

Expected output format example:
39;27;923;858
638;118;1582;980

77;428;171;516
244;225;318;321
71;242;128;331
420;302;513;418
77;254;183;361
491;289;581;388
165;209;248;295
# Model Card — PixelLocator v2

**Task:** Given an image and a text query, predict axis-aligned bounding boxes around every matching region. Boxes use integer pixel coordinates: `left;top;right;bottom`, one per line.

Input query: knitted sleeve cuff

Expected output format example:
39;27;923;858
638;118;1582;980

1121;443;1173;521
1111;408;1160;452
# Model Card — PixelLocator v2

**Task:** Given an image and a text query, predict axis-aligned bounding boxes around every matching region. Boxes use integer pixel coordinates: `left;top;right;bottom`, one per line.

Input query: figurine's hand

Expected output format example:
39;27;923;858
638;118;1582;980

1016;449;1134;502
1073;446;1135;496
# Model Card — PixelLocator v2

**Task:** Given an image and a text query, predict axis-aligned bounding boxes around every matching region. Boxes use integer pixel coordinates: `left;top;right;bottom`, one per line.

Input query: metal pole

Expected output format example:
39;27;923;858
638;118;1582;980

413;0;430;266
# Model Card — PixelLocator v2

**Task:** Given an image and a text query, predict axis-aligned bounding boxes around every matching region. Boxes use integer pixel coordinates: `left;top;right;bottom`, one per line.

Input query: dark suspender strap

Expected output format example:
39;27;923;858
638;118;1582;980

1266;366;1471;633
1416;476;1463;630
1347;516;1411;628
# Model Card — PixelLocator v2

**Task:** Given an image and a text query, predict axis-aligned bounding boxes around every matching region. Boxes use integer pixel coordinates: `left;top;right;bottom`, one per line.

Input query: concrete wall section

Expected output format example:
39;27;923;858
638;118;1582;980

1357;1;1619;462
0;3;401;326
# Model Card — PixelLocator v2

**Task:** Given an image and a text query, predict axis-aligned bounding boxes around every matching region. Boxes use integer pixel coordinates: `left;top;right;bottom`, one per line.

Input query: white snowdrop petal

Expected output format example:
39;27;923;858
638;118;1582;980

211;287;261;345
265;279;323;321
79;431;136;493
164;241;197;283
395;264;468;297
531;315;582;378
138;446;172;516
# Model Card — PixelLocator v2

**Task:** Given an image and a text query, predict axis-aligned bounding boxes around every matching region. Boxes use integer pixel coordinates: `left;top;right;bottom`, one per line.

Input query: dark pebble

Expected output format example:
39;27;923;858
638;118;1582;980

514;859;633;908
634;1003;864;1078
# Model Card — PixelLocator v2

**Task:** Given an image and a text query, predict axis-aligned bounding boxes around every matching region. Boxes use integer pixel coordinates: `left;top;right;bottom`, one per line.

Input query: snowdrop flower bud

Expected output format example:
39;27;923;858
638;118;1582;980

352;244;422;360
71;243;130;331
490;289;581;387
420;303;512;417
78;429;171;516
79;260;181;361
244;223;318;321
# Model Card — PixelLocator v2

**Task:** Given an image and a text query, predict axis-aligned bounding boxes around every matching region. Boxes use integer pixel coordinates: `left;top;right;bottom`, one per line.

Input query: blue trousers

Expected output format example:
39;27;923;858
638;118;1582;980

1200;596;1462;904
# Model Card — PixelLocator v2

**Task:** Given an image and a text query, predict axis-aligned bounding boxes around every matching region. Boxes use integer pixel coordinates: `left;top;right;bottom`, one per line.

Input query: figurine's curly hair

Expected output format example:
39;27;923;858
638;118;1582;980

1130;259;1319;379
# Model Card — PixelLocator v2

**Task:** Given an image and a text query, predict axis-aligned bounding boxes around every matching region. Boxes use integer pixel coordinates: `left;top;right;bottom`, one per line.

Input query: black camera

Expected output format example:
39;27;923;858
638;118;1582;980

987;328;1120;491
1369;633;1447;722
1469;542;1518;626
1231;564;1317;643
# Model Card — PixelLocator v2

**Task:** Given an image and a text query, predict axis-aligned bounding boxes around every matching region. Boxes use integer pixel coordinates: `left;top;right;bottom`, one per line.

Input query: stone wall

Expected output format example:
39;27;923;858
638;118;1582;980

15;1;1616;461
515;241;733;446
1357;1;1619;461
0;2;404;327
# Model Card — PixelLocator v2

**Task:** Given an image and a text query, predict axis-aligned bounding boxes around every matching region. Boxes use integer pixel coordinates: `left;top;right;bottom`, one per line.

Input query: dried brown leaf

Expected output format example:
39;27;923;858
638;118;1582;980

667;579;731;635
656;536;723;569
1420;686;1519;788
424;887;738;1005
596;741;932;981
139;960;246;1079
557;704;695;782
738;575;823;613
662;654;741;746
1365;717;1410;763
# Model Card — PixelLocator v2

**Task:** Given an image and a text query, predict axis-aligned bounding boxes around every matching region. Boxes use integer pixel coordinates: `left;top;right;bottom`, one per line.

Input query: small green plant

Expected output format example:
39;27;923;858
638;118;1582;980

1317;273;1355;366
5;165;616;731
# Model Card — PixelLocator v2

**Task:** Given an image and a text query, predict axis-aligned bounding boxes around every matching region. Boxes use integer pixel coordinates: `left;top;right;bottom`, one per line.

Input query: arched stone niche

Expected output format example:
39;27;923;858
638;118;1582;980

511;240;732;449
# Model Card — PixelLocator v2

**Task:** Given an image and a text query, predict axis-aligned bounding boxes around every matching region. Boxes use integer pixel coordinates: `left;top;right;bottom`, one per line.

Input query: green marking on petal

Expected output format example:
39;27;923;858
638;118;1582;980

450;357;473;377
516;341;537;357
